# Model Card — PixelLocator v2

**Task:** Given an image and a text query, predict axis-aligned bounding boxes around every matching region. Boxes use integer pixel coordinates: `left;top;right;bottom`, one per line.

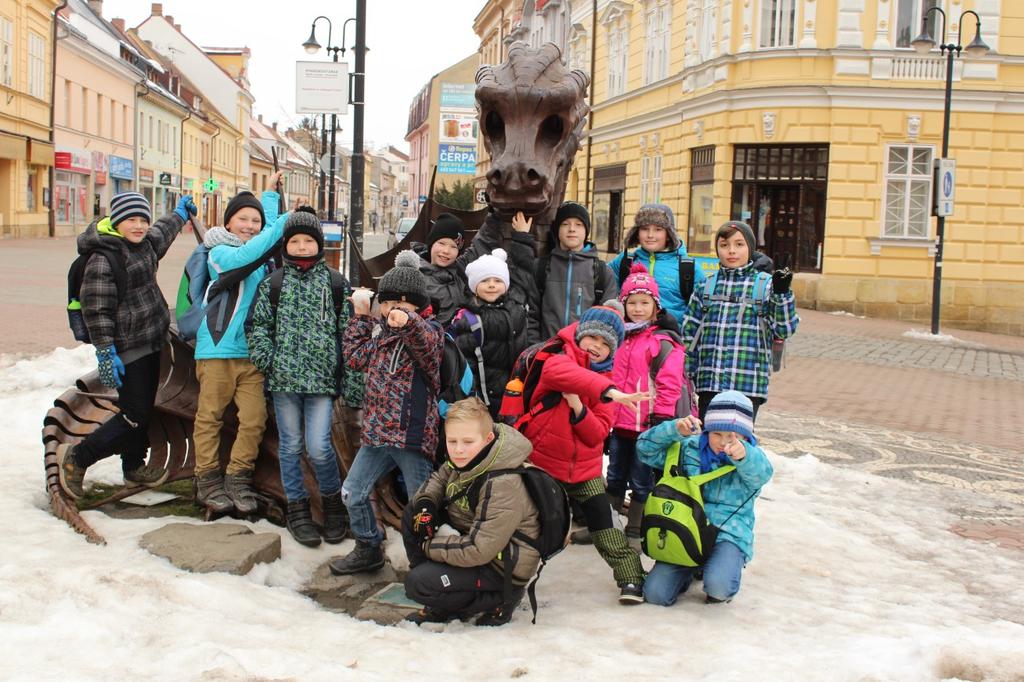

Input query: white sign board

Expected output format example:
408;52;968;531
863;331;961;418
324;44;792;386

296;61;349;115
936;158;956;217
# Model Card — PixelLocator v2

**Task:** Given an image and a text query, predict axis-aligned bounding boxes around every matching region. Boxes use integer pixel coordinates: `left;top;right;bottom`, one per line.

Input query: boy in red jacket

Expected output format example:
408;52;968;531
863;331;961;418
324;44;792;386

521;304;648;604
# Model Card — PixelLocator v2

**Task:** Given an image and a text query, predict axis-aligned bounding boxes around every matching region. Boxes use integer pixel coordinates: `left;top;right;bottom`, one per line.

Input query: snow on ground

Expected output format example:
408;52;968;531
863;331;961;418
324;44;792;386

2;349;1023;681
828;310;866;319
902;329;987;348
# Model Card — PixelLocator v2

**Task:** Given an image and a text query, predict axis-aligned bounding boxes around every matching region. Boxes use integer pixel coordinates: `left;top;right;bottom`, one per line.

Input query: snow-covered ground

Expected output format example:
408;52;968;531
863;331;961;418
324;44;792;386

2;348;1023;681
902;329;987;348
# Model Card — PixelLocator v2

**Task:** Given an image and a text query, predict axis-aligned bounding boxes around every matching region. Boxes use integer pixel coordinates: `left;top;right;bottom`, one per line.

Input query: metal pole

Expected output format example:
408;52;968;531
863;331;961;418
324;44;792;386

349;0;367;285
327;49;339;222
318;113;327;214
931;45;955;335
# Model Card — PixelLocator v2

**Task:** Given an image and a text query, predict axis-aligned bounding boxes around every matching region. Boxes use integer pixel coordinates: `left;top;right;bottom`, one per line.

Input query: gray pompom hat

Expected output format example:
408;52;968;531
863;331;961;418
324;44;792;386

377;249;429;308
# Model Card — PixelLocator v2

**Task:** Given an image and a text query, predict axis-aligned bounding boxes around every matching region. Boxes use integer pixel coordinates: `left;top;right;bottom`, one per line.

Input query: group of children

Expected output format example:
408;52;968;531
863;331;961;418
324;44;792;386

59;186;799;626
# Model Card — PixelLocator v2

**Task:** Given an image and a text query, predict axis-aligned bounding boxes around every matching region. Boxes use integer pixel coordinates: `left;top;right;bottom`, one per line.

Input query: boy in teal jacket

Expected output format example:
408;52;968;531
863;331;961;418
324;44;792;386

637;390;773;605
192;182;288;515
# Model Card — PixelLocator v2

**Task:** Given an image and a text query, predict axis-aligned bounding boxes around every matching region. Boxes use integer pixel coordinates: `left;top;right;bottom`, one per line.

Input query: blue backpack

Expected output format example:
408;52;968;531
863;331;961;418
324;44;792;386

174;240;280;342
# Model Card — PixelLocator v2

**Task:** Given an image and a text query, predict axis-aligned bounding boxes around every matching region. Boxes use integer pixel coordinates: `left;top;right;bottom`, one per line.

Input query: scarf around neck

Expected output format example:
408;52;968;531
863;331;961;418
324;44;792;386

203;226;244;249
698;432;732;474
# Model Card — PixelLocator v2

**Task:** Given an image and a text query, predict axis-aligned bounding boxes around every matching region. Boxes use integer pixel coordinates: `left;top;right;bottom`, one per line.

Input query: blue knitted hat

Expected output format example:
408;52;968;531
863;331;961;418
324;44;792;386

704;390;757;444
575;302;626;354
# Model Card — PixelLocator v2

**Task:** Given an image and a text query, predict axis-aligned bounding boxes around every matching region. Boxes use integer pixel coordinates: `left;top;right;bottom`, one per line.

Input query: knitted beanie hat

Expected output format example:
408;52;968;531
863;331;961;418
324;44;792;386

109;191;151;228
575;302;626;355
553;201;591;238
223;191;266;228
466;248;510;292
284;208;324;254
378;250;429;308
427;213;466;252
704;390;757;444
715;220;756;262
618;261;661;308
634;203;675;232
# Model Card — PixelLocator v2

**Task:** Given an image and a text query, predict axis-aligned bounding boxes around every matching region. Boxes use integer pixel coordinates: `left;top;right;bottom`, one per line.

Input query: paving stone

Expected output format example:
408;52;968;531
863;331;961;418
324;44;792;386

140;522;281;575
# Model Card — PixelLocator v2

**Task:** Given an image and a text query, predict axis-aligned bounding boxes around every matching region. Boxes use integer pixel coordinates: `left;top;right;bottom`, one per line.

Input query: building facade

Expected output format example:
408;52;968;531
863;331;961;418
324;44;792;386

479;0;1023;335
0;0;59;238
405;53;479;214
53;0;141;235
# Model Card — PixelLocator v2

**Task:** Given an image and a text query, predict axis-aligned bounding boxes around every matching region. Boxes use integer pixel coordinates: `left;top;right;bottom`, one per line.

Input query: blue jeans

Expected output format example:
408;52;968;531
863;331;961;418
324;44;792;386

342;444;433;546
272;392;342;502
643;541;746;605
606;434;654;502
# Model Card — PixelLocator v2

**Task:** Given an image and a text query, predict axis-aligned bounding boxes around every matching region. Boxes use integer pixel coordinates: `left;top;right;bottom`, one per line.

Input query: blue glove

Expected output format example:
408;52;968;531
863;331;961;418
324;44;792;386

174;195;197;222
96;346;125;389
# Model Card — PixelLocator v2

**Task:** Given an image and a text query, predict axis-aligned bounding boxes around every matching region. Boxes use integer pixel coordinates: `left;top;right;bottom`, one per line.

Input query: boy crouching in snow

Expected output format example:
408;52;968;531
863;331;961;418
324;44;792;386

402;398;541;627
637;391;773;605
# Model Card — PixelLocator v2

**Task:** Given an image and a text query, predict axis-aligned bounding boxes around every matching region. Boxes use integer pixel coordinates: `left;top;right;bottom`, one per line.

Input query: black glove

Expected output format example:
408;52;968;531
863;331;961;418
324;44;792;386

772;268;793;295
411;499;440;541
648;414;674;428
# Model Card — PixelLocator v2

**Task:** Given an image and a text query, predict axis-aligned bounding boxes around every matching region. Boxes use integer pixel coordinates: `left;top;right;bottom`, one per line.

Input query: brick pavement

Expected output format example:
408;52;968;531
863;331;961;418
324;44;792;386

1;237;1020;549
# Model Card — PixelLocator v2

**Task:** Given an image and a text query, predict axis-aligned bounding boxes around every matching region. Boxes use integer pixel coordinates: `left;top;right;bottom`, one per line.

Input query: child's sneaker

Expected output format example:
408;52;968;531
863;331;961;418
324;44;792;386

124;463;169;488
618;582;644;605
57;443;86;499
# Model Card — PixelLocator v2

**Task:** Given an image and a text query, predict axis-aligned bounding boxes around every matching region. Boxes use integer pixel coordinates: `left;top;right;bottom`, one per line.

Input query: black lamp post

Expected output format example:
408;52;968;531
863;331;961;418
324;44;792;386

302;16;343;222
910;7;989;335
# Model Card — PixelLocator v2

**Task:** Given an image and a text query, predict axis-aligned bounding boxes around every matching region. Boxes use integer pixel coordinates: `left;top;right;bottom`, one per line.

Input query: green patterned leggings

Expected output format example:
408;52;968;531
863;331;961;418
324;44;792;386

562;477;645;586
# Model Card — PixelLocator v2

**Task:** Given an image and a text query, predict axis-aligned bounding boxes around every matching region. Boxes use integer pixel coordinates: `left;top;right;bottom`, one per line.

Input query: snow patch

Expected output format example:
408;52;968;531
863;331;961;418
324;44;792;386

2;352;1023;679
828;310;865;319
903;329;986;348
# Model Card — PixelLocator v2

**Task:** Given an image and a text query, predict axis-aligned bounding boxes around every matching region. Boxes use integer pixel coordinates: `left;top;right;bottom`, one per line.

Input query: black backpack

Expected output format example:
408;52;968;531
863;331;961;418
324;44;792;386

454;465;571;623
67;246;128;344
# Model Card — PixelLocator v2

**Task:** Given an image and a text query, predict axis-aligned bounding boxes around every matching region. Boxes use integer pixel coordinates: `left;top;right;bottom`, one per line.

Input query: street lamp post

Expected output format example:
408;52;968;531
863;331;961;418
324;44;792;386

911;6;989;335
302;16;343;222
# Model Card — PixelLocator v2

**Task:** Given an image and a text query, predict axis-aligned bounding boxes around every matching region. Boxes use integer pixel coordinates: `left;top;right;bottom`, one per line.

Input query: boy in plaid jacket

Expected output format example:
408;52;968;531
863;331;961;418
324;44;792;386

681;221;798;421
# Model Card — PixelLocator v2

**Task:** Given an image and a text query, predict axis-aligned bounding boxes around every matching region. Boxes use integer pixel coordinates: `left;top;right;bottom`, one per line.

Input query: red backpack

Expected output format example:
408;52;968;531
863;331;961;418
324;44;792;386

499;338;565;430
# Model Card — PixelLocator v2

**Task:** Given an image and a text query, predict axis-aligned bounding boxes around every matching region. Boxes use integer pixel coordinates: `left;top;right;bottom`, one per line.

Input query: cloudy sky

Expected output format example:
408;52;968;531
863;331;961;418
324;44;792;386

100;0;483;152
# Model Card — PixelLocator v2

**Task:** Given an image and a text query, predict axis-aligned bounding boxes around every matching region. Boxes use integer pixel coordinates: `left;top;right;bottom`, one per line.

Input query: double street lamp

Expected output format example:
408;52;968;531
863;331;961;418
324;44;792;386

910;6;989;335
302;2;367;285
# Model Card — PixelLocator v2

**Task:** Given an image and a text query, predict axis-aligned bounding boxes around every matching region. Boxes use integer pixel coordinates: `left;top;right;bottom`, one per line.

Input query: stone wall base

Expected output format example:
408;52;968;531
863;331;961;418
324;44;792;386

793;274;1024;337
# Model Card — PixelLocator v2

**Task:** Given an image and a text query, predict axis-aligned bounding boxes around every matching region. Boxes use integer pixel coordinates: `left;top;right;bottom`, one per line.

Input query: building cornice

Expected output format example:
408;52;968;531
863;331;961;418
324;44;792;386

60;32;145;82
589;84;1024;143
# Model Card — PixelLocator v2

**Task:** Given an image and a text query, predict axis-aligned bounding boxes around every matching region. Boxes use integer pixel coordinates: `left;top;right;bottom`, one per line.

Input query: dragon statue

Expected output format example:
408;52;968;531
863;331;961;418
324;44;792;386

42;41;590;544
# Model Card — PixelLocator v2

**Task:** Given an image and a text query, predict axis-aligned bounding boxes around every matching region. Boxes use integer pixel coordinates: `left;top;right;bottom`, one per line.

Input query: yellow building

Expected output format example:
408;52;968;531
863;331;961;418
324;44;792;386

405;54;480;214
0;0;60;238
476;0;1024;335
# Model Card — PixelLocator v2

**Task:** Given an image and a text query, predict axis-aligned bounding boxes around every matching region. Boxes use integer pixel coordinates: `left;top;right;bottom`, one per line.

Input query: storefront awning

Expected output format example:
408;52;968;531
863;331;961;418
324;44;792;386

0;131;26;161
28;139;54;166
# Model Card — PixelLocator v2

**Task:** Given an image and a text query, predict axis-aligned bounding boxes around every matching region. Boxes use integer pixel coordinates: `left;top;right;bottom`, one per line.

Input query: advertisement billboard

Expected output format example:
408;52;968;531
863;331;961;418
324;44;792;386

295;61;350;116
437;82;477;176
438;144;476;175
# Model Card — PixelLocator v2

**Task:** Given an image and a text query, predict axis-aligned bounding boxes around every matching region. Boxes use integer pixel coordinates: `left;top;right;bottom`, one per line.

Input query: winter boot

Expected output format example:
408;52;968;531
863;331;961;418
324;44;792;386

57;443;87;500
624;498;645;538
475;588;525;627
321;490;349;545
404;607;457;625
328;539;385;575
195;471;234;515
224;470;259;515
618;582;644;605
123;463;169;489
286;499;322;547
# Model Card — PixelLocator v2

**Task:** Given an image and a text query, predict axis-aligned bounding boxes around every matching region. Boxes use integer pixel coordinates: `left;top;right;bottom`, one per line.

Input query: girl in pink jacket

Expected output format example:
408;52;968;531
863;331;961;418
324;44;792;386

610;262;691;537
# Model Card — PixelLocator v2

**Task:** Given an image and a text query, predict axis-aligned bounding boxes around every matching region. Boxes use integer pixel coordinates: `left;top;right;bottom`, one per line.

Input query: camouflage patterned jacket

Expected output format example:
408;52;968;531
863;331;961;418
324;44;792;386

247;260;362;404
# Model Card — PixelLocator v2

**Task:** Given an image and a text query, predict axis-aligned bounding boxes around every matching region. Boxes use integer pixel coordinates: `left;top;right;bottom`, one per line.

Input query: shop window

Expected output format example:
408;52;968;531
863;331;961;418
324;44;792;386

883;145;933;238
732;144;828;182
760;0;796;48
1;17;12;88
688;146;715;254
28;32;45;99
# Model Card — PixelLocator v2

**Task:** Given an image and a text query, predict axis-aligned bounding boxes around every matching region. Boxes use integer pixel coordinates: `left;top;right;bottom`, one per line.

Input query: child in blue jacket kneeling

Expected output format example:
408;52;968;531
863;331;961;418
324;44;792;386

636;390;772;605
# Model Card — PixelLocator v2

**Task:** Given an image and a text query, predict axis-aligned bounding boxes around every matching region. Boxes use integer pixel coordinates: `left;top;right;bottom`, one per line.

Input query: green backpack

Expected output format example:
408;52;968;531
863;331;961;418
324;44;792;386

640;441;752;567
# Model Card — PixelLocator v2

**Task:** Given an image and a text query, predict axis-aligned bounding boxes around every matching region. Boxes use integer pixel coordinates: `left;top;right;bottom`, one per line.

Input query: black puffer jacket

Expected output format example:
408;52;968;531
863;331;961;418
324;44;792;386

78;213;184;359
419;218;502;326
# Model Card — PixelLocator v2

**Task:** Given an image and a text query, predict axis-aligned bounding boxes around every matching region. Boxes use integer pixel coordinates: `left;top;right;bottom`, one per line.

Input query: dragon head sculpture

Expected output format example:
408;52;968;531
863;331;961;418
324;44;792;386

476;42;590;231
